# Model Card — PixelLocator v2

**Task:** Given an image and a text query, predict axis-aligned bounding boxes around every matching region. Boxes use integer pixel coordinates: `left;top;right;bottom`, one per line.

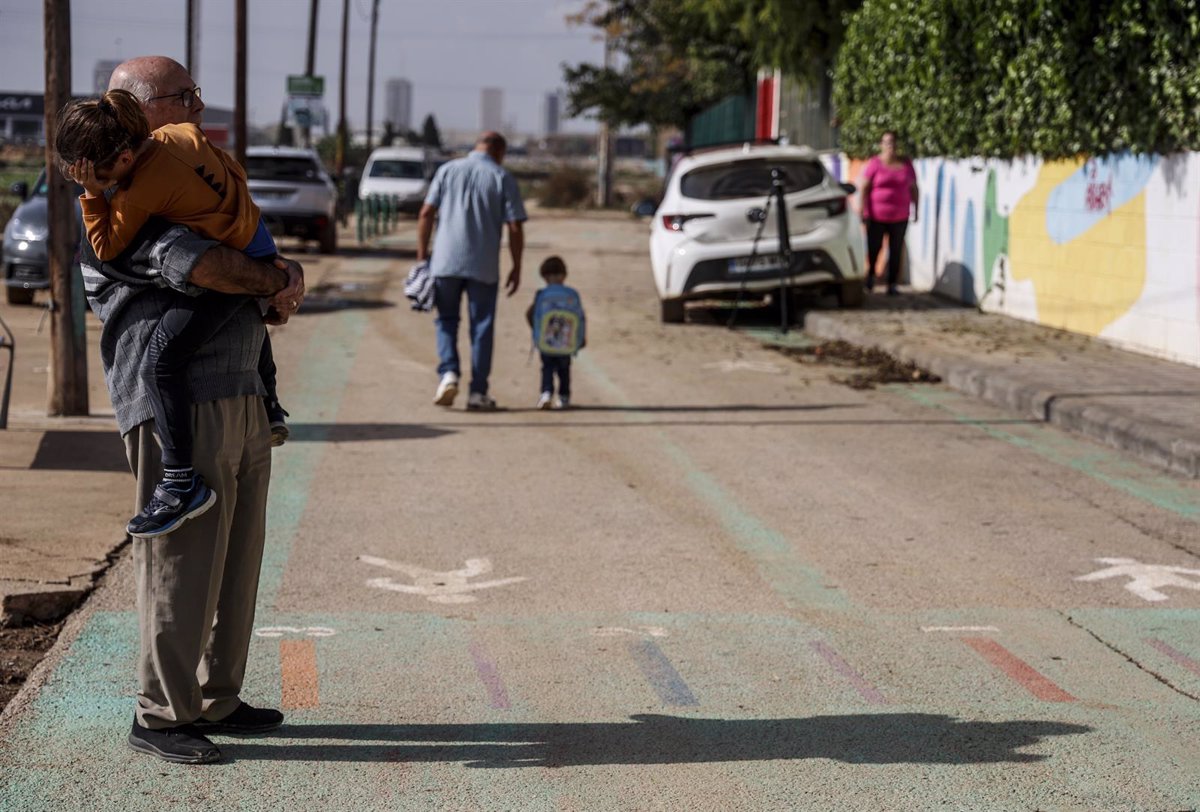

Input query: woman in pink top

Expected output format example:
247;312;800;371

860;131;919;295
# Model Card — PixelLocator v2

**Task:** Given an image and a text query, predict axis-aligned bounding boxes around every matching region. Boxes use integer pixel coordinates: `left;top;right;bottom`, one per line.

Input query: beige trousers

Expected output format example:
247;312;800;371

123;396;272;729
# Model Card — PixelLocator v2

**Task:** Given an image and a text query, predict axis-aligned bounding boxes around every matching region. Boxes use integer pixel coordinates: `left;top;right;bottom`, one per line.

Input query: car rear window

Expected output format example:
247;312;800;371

680;158;825;200
368;160;425;179
246;157;324;183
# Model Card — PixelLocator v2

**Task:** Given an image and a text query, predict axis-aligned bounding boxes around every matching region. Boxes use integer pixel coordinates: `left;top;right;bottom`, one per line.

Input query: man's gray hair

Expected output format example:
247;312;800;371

108;69;157;102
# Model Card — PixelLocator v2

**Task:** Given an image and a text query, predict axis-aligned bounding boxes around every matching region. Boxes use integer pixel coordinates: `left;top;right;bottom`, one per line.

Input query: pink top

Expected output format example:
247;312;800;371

862;157;916;223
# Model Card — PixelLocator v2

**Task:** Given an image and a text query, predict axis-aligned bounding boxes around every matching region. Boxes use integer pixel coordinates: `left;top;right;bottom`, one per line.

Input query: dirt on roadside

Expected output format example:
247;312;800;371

773;340;942;390
0;621;63;711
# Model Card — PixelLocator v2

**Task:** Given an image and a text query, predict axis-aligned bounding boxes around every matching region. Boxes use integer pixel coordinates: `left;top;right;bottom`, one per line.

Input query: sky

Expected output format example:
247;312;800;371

0;0;603;136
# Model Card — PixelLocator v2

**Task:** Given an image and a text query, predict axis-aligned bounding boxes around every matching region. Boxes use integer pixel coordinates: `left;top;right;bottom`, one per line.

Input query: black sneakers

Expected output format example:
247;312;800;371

126;474;217;539
194;701;284;735
266;400;290;447
127;721;221;764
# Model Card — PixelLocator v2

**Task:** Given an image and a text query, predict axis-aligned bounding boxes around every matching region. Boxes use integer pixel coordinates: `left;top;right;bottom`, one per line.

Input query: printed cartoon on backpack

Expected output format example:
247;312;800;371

532;284;585;356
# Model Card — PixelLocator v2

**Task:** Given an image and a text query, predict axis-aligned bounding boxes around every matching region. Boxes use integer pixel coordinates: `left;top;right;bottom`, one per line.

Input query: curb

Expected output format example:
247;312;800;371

801;311;1200;479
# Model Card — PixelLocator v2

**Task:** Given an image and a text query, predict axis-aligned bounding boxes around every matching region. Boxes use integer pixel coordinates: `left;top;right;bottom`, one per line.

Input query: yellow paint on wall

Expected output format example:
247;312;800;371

1009;160;1147;336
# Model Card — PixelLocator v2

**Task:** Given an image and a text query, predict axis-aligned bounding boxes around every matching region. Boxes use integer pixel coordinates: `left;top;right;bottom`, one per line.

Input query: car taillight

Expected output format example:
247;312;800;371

794;197;848;217
661;213;715;231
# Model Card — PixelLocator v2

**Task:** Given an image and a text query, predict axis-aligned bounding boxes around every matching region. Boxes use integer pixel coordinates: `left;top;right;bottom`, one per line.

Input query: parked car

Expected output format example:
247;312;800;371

3;171;83;305
245;146;339;254
649;143;863;323
359;146;436;214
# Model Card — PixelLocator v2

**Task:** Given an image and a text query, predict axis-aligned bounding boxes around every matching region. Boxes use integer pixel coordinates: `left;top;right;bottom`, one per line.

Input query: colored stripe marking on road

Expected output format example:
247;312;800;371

962;637;1075;702
810;640;888;704
280;639;320;709
1146;639;1200;678
469;641;511;710
627;639;699;707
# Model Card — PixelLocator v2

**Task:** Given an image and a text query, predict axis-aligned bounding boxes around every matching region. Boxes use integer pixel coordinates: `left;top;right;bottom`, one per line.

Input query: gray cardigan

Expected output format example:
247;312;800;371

82;219;267;436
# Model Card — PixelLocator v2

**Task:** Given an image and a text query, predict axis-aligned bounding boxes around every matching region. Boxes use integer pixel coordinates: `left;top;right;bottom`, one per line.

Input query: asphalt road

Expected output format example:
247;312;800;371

2;212;1200;811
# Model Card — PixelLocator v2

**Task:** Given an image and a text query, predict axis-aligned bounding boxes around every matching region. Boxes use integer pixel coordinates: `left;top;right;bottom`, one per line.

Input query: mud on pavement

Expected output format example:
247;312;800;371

772;339;942;390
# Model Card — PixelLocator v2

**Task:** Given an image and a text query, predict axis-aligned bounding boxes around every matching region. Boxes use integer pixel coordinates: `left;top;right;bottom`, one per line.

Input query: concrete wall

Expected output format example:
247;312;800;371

825;153;1200;367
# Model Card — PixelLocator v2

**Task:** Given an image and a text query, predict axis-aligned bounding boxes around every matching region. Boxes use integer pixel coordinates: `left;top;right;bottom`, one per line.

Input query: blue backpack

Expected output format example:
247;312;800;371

532;284;586;356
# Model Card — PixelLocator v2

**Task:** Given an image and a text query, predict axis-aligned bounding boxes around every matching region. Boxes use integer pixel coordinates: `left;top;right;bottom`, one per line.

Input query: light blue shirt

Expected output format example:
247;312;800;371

425;151;527;284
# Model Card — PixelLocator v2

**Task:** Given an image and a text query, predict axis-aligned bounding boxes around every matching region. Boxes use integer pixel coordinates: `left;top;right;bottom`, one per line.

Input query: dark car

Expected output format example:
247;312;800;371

3;170;83;305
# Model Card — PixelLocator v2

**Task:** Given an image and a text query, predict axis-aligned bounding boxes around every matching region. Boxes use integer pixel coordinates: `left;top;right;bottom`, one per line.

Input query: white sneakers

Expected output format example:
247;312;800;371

466;392;498;411
537;392;569;410
433;373;459;406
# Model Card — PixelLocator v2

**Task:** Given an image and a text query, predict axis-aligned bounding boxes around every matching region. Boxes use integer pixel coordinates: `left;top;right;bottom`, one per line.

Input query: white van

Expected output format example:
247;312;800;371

359;146;435;214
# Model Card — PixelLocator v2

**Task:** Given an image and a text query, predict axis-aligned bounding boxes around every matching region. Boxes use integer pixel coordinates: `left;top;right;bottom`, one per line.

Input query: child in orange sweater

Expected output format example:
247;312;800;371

57;89;287;539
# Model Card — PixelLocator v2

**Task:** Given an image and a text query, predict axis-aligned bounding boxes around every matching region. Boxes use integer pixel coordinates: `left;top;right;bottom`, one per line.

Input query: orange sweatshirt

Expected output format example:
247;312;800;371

79;123;261;261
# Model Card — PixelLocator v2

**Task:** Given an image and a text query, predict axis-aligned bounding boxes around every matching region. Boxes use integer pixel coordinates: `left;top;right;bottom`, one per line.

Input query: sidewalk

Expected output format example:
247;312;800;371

792;292;1200;478
0;294;129;626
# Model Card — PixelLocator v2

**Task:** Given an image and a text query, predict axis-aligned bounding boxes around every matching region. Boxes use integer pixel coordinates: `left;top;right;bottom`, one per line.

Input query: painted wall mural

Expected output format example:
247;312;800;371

826;152;1200;367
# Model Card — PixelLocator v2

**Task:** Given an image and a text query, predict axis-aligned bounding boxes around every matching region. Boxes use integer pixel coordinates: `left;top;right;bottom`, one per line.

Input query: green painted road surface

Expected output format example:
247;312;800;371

3;220;1199;811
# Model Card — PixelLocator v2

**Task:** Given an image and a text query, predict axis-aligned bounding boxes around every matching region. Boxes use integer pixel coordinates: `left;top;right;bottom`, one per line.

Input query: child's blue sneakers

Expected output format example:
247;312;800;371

126;474;217;539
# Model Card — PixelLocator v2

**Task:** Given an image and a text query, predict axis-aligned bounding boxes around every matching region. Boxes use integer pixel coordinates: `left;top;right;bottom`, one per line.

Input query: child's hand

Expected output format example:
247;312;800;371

69;159;106;198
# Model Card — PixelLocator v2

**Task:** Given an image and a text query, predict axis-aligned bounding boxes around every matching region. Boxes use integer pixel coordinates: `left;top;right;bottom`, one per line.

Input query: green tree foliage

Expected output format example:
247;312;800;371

562;0;756;130
422;114;443;149
834;0;1200;159
694;0;863;82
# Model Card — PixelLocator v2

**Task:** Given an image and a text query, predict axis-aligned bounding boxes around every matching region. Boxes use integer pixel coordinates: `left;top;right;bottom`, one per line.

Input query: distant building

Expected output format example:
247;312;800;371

480;87;503;133
93;59;122;96
385;78;412;132
543;91;561;136
0;90;234;147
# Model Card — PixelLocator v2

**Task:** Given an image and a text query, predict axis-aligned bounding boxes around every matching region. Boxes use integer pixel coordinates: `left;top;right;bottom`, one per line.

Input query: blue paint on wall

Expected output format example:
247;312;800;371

961;200;978;305
1046;153;1158;244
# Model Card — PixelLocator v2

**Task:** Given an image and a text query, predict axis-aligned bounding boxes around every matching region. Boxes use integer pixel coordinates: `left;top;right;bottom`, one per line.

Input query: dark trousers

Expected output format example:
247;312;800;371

146;292;277;470
865;219;909;289
540;354;571;398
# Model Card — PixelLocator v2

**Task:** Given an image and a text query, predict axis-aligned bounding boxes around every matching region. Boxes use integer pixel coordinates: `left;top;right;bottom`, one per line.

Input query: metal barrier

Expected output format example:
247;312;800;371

0;307;14;429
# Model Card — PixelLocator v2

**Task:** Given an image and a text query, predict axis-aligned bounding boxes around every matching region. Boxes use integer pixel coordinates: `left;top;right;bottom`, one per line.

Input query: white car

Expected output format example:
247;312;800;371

359;146;436;214
245;146;339;254
649;143;862;323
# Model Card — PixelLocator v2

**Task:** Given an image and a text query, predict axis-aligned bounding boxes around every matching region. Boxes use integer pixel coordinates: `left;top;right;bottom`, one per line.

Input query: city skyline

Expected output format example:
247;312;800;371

0;0;601;135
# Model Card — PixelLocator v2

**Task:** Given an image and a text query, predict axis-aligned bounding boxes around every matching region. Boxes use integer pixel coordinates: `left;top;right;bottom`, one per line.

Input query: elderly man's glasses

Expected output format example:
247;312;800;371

148;86;202;108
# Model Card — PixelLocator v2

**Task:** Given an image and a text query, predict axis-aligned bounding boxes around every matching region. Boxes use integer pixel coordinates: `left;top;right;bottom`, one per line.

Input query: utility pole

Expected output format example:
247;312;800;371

185;0;200;79
595;25;614;208
365;0;379;152
234;0;247;166
335;0;349;173
43;0;88;416
301;0;318;147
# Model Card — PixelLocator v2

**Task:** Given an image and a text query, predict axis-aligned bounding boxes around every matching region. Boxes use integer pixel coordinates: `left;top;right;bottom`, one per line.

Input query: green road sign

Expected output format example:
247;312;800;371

287;75;325;97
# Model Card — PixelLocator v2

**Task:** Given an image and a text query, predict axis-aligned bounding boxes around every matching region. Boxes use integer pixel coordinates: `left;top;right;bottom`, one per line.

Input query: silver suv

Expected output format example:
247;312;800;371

245;147;338;254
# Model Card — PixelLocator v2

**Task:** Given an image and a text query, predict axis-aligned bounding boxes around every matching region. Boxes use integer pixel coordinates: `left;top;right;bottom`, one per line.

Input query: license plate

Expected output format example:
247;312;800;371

728;255;784;274
254;191;292;201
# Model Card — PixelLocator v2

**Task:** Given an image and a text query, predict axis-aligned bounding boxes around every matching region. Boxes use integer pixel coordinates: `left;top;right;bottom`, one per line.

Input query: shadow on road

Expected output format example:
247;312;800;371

27;430;127;472
225;714;1091;767
287;423;455;442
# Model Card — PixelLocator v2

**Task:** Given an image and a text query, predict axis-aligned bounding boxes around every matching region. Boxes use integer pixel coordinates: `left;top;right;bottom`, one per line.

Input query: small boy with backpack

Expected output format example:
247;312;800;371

526;256;586;410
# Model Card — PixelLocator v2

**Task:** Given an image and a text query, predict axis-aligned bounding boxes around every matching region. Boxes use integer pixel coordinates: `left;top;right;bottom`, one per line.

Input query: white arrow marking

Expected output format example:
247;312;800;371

358;555;528;604
255;626;337;638
704;359;783;375
1075;557;1200;602
590;625;669;638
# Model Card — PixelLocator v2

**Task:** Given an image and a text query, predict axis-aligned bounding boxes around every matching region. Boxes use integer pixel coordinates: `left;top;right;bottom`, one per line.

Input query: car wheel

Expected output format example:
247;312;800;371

6;287;35;305
318;220;338;254
660;298;686;324
839;278;865;309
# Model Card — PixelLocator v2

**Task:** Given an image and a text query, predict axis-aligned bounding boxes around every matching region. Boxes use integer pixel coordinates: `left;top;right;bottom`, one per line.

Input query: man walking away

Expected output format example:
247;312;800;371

417;131;526;410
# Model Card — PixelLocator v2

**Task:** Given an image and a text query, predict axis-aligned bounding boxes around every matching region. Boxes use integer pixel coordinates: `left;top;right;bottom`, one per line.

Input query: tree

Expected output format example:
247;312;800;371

562;0;755;131
692;0;863;82
381;121;396;147
422;114;443;149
